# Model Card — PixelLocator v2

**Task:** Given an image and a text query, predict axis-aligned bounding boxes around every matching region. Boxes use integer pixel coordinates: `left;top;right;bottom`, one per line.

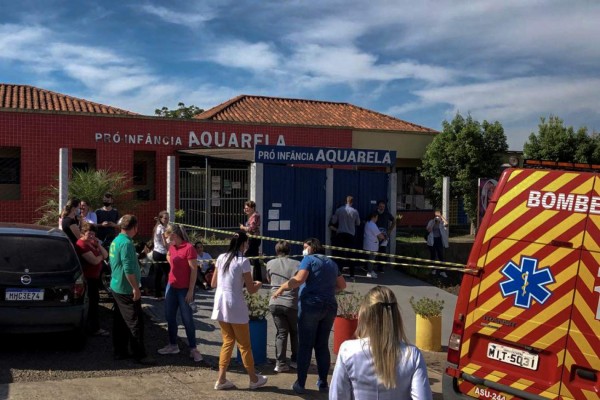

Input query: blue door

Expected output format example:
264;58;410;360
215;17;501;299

332;169;389;247
261;165;326;256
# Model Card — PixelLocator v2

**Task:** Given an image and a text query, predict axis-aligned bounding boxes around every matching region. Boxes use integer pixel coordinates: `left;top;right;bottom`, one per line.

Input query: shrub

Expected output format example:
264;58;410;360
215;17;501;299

36;169;137;226
409;295;444;318
336;287;364;319
244;290;270;320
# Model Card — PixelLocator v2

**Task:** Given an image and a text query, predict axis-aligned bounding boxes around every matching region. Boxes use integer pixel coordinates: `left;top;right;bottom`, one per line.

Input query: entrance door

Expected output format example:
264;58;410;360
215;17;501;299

261;164;326;255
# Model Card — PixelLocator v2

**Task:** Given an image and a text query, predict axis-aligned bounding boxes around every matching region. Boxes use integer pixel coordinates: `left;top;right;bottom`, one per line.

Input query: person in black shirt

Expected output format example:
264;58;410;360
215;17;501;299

61;198;81;245
374;200;397;273
95;192;120;246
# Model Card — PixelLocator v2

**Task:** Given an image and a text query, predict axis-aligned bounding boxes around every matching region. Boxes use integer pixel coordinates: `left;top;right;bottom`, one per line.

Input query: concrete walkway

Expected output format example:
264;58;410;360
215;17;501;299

2;269;452;399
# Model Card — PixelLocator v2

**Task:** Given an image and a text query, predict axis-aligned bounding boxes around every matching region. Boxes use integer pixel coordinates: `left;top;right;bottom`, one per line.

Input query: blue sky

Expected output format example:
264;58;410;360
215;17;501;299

2;1;600;150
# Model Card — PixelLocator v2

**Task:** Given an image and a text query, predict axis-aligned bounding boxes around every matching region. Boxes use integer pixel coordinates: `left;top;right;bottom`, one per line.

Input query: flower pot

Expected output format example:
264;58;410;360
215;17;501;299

333;316;358;354
237;318;267;365
415;314;441;351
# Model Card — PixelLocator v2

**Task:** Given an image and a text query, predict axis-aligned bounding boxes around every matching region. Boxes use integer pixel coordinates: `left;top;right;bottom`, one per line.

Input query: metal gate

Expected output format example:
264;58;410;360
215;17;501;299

179;167;249;230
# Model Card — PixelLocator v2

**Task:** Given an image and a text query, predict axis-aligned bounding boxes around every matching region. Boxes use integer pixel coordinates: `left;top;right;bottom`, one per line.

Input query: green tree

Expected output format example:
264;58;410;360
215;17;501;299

155;102;204;119
523;115;599;163
36;169;138;226
421;113;508;228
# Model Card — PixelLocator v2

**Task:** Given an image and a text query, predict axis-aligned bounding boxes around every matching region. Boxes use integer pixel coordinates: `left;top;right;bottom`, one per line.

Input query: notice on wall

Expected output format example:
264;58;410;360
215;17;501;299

279;220;291;231
211;176;221;190
268;221;279;231
272;203;282;208
224;179;232;195
232;181;241;189
211;198;221;207
268;209;279;220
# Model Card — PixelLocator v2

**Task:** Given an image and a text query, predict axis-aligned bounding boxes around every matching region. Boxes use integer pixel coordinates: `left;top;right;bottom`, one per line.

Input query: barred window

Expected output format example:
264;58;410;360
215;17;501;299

0;147;20;200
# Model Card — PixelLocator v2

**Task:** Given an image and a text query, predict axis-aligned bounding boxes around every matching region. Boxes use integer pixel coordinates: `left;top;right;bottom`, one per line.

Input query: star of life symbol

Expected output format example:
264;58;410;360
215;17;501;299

499;256;555;309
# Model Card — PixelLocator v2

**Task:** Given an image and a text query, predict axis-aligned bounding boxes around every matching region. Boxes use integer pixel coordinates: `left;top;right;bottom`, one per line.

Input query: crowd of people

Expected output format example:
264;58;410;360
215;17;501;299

57;193;436;398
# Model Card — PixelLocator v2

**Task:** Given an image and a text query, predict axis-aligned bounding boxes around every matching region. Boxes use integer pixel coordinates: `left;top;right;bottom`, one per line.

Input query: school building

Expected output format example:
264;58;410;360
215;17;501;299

0;83;439;237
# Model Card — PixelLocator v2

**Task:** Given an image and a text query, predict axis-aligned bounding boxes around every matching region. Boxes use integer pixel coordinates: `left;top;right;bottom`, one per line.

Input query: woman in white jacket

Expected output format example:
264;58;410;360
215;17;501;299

330;286;432;399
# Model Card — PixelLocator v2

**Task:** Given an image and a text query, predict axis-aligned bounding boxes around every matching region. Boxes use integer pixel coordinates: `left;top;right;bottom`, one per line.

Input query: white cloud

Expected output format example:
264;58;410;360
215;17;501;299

139;4;215;28
286;44;455;86
207;40;280;71
413;77;600;123
389;76;600;149
0;24;49;61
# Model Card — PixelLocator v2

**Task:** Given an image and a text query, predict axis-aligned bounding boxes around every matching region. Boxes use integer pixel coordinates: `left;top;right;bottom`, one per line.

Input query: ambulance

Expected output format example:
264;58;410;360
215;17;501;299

444;160;600;400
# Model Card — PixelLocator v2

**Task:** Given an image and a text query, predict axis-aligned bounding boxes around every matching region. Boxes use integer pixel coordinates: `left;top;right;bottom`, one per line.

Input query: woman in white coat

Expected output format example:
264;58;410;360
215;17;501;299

330;286;432;400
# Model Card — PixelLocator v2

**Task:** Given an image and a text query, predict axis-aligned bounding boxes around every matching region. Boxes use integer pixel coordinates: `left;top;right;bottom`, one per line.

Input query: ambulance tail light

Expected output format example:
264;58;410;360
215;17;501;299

447;317;465;365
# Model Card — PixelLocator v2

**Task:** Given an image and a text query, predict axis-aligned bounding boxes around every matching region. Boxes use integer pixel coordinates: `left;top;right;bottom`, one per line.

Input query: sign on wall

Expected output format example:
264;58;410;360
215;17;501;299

255;145;396;166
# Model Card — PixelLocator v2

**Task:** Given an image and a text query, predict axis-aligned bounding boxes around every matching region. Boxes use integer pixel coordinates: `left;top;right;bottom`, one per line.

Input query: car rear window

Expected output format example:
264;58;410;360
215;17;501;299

0;235;80;273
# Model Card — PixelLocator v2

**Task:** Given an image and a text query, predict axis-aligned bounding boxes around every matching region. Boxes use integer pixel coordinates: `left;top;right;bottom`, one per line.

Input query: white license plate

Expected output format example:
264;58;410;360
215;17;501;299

487;343;539;370
5;288;45;301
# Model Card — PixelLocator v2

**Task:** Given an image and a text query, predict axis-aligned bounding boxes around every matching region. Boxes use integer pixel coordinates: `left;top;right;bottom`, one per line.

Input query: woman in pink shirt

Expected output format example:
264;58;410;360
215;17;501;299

157;224;206;364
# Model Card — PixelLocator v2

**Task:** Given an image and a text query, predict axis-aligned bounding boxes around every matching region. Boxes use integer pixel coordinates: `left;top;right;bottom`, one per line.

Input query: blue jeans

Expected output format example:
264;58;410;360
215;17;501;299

296;298;337;387
165;284;196;348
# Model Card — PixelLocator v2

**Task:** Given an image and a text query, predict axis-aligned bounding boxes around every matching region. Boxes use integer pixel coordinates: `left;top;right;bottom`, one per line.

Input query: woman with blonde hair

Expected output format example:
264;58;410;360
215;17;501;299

330;286;432;399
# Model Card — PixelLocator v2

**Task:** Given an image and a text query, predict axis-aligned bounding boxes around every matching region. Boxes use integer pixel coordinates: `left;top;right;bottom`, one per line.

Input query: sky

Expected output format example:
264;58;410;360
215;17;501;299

1;1;600;150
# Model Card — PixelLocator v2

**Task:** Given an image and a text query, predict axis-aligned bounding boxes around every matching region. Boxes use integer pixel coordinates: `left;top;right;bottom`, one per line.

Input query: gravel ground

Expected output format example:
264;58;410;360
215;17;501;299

0;301;210;384
1;288;448;385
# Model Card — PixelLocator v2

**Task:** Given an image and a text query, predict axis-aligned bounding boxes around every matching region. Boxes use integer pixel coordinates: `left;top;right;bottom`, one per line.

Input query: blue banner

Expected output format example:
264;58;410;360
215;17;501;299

254;145;396;166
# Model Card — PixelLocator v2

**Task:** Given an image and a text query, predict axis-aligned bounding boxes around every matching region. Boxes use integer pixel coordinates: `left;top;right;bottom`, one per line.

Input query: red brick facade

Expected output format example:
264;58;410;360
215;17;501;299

0;110;353;235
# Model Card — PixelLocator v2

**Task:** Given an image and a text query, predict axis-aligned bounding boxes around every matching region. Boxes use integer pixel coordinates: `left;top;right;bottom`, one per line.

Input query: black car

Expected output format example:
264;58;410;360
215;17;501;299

0;223;88;348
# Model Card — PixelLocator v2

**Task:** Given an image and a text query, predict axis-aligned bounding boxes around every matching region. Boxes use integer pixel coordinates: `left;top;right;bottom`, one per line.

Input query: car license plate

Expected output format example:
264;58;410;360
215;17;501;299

5;288;45;301
487;343;539;370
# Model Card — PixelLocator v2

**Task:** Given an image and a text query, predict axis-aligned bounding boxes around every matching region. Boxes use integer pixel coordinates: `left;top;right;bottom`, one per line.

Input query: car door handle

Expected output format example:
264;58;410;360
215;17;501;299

575;367;597;382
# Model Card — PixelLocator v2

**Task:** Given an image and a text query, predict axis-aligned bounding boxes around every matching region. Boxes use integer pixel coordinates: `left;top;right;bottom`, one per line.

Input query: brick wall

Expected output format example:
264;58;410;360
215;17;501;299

0;110;353;236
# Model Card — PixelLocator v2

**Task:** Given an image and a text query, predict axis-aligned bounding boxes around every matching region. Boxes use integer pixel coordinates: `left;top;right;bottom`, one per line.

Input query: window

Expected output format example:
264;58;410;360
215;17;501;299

133;151;155;201
0;147;20;200
72;149;96;173
396;168;432;210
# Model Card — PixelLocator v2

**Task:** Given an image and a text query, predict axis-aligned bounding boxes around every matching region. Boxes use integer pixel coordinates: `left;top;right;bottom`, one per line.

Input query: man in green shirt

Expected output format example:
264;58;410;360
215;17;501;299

109;214;154;365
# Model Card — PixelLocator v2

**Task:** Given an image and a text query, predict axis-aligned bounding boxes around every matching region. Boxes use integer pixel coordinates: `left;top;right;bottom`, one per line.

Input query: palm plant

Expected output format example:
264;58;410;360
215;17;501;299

36;169;138;226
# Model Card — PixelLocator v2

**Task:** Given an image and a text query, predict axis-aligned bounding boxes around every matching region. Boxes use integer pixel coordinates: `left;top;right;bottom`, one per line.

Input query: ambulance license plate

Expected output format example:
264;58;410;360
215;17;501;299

5;288;44;301
487;343;539;370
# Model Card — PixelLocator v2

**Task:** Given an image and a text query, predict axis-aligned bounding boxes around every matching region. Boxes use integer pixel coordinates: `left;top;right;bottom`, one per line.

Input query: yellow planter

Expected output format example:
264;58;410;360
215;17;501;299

415;314;442;351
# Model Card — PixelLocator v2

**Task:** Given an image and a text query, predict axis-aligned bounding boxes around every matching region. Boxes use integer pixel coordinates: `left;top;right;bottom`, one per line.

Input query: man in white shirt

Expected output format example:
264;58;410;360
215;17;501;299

363;212;385;279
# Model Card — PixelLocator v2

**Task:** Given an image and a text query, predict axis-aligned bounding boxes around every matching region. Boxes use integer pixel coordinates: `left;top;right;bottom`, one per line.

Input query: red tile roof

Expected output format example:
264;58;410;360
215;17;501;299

0;84;138;115
195;95;436;133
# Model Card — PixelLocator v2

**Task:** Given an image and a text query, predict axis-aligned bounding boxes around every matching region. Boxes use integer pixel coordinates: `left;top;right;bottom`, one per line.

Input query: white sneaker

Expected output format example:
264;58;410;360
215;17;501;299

214;379;235;390
158;344;180;355
274;364;289;373
289;361;297;369
249;375;268;390
366;272;377;278
190;348;203;362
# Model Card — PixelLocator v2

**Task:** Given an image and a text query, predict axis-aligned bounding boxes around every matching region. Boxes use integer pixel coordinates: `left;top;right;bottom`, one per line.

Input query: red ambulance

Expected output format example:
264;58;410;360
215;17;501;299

444;161;600;399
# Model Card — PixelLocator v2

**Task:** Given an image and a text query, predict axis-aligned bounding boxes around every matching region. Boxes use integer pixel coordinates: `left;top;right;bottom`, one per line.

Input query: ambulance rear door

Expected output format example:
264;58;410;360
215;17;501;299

456;168;593;399
558;175;600;399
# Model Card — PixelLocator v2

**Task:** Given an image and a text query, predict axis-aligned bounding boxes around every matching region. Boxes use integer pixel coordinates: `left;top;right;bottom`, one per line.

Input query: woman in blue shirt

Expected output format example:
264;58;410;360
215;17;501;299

272;237;346;394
